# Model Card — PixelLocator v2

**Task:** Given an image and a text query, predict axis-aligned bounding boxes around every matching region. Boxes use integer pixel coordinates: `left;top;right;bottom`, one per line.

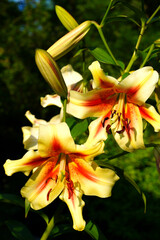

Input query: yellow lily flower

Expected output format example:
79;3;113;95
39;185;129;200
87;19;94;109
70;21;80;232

67;61;160;152
4;121;118;231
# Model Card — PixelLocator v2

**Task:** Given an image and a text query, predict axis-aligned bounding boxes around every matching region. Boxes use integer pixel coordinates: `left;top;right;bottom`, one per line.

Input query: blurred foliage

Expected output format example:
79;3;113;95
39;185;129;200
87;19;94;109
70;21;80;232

0;0;160;239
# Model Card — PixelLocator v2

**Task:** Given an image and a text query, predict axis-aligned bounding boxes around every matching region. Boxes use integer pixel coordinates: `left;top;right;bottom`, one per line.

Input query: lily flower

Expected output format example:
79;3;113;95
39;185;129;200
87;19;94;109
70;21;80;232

4;121;118;231
67;61;160;152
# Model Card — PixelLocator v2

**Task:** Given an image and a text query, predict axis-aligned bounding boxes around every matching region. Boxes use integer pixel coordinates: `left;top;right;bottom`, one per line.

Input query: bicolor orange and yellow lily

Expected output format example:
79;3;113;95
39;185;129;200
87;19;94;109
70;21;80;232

67;61;160;152
3;117;118;231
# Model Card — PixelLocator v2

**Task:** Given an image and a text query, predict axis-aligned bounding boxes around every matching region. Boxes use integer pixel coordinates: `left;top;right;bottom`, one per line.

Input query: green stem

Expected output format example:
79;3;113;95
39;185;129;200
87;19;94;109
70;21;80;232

146;5;160;25
94;23;119;67
124;19;146;73
62;98;67;122
100;0;113;26
40;216;54;240
140;43;154;68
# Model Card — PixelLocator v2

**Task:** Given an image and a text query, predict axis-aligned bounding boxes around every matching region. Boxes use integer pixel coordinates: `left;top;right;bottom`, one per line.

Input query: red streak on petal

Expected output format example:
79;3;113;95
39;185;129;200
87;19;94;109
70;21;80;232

36;161;60;194
139;106;154;120
74;161;97;183
52;138;62;152
24;156;46;167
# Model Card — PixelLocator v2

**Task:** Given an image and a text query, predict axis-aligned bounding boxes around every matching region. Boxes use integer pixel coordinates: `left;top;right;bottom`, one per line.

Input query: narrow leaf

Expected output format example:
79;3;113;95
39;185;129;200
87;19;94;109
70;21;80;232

6;220;35;240
85;220;108;240
95;160;146;212
25;198;30;218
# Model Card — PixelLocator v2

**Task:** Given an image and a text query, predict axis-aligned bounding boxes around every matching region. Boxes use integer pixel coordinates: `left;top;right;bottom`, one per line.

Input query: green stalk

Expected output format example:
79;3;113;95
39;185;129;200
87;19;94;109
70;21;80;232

93;21;119;67
62;98;67;122
40;216;54;240
146;5;160;25
140;43;154;68
100;0;113;26
124;5;160;73
124;19;146;73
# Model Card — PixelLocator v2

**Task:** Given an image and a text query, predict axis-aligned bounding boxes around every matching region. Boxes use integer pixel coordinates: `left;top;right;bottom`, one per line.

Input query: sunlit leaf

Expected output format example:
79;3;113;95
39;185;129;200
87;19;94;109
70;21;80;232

71;119;88;138
85;220;108;240
6;220;35;240
90;47;125;69
66;116;77;128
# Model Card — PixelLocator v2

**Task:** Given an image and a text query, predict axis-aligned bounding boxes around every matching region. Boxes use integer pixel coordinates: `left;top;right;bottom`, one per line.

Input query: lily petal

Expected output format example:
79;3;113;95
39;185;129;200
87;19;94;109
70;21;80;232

61;64;82;90
68;158;119;198
112;102;145;152
21;157;65;210
41;94;62;108
22;126;39;150
119;67;159;104
38;123;76;157
85;117;108;147
3;150;46;176
139;104;160;132
68;89;116;118
89;61;118;89
59;185;85;231
75;141;104;161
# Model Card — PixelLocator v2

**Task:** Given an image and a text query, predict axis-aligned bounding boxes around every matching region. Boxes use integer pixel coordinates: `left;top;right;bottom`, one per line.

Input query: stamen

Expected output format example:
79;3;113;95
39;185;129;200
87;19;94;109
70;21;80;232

111;110;116;118
116;125;125;134
101;117;109;127
106;124;111;134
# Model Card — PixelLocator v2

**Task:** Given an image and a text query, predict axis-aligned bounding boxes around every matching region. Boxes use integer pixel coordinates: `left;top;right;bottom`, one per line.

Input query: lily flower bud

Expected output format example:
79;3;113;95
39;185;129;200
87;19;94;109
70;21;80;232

35;49;67;98
55;5;78;31
47;20;92;60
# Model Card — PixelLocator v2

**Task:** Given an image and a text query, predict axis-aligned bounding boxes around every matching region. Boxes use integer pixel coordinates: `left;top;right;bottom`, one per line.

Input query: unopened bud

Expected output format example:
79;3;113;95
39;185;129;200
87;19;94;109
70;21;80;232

47;20;92;60
55;5;78;31
35;49;67;98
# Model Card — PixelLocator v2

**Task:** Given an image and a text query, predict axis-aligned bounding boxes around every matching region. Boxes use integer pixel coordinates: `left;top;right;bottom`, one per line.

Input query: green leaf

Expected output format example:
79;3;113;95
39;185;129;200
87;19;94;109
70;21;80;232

118;0;145;19
71;119;88;139
0;193;49;224
0;193;24;207
48;224;73;239
25;198;30;218
66;116;76;128
85;220;108;240
95;160;146;212
5;220;35;240
105;15;140;26
90;47;125;69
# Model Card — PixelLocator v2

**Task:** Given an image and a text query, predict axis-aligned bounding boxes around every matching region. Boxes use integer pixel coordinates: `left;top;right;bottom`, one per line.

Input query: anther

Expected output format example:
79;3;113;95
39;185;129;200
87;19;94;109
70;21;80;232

106;124;111;134
101;117;109;127
116;125;125;134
